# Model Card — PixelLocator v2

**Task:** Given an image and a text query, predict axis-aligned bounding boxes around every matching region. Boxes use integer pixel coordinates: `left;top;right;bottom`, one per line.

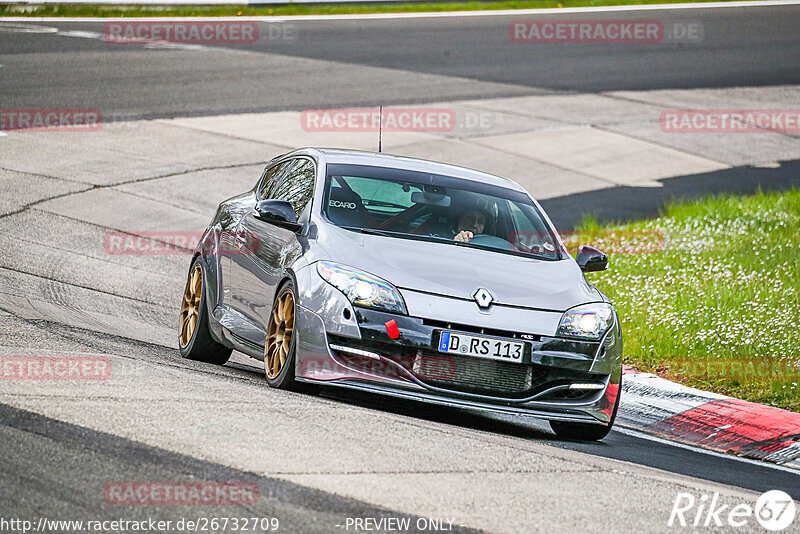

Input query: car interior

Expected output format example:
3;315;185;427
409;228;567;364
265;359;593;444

324;174;560;259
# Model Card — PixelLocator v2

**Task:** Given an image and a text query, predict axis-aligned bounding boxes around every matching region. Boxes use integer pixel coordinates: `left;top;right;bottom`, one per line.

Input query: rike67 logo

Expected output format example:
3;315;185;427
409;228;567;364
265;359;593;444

669;490;796;531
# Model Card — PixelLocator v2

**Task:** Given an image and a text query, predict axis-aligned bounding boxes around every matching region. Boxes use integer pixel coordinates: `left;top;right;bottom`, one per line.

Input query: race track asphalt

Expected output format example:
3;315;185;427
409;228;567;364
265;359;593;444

1;5;799;532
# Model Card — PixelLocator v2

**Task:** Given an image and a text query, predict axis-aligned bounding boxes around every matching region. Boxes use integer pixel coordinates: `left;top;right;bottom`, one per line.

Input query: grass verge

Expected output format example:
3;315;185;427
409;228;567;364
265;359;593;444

565;189;800;411
0;0;764;18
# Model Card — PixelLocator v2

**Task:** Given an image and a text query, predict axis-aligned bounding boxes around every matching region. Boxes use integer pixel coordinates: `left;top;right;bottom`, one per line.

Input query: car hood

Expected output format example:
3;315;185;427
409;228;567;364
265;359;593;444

316;225;602;312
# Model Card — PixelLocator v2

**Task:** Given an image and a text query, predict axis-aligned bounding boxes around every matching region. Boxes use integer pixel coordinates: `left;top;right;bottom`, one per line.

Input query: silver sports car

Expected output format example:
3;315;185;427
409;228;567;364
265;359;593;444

179;148;622;440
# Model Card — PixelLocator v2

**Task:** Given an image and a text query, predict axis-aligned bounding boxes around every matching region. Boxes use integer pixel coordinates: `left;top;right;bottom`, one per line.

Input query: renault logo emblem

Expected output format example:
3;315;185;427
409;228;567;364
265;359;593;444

473;288;494;309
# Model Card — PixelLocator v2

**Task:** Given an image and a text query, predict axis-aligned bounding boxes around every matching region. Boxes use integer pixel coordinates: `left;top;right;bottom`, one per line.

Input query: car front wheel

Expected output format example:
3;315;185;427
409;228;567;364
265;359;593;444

264;281;301;389
263;280;320;394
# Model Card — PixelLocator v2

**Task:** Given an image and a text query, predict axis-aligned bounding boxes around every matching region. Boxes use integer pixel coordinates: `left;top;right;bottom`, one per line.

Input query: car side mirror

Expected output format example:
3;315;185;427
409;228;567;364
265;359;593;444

576;245;608;272
253;200;302;233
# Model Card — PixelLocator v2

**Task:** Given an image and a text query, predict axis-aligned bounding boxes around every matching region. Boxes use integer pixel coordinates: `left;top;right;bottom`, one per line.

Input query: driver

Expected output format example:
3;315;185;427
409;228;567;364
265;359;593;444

453;209;487;243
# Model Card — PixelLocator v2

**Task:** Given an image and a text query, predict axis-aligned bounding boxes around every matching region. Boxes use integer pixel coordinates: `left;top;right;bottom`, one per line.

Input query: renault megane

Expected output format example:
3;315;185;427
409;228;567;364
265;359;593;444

178;148;622;440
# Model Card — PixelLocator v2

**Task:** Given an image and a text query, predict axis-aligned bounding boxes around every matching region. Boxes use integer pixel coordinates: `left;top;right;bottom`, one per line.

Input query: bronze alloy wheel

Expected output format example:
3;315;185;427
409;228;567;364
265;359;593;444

265;287;295;379
179;264;203;348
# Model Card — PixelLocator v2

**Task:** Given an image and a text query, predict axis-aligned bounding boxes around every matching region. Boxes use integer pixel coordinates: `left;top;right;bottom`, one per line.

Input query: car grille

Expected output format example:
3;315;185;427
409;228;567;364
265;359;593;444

327;335;605;401
411;350;547;396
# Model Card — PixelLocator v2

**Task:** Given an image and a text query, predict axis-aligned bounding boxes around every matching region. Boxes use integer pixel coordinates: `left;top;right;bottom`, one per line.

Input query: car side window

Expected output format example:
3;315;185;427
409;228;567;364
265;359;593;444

507;200;558;257
258;161;293;200
270;158;316;219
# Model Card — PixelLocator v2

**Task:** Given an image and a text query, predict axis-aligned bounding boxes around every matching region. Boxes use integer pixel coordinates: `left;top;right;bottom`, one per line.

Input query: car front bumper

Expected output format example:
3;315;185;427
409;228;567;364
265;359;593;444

293;265;622;425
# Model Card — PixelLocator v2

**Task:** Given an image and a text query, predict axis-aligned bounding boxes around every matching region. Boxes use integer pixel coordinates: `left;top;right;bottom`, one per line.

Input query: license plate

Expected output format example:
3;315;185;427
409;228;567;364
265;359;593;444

438;331;525;363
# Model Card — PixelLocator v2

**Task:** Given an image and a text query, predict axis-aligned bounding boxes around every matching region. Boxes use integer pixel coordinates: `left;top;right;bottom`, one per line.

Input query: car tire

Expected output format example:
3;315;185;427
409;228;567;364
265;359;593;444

549;381;621;441
178;258;232;365
264;279;319;394
264;279;320;395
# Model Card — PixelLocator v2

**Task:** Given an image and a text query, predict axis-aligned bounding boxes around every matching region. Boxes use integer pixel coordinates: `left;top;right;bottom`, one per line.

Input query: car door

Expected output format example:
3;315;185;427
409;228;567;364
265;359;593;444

228;157;316;341
221;160;292;318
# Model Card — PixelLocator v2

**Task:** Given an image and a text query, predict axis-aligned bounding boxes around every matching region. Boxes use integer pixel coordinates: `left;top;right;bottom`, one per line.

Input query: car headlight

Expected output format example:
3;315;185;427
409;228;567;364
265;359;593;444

557;303;614;340
317;261;407;314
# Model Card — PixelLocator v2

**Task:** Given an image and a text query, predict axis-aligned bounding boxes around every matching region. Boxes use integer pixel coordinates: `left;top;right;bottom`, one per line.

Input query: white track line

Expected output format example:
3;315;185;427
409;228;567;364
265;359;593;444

615;426;800;474
1;0;799;22
0;25;211;49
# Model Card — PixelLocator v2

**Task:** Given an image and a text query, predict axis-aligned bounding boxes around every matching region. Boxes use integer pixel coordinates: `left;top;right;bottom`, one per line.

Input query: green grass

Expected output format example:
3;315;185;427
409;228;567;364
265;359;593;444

0;0;761;18
565;189;800;411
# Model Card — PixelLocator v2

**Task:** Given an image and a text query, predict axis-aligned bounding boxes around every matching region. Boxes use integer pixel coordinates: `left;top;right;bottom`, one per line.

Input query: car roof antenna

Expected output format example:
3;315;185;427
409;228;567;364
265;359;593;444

378;105;383;153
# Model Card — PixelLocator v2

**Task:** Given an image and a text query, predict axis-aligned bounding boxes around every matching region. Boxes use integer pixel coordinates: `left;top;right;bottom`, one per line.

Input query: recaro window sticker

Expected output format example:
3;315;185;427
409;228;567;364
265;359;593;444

329;200;357;210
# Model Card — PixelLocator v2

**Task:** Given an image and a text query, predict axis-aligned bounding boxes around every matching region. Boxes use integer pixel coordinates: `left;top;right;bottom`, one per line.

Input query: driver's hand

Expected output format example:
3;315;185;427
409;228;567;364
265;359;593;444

454;231;473;242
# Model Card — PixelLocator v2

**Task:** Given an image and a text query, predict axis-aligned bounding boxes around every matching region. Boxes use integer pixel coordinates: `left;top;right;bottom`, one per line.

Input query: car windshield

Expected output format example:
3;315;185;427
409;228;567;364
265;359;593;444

323;163;564;260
